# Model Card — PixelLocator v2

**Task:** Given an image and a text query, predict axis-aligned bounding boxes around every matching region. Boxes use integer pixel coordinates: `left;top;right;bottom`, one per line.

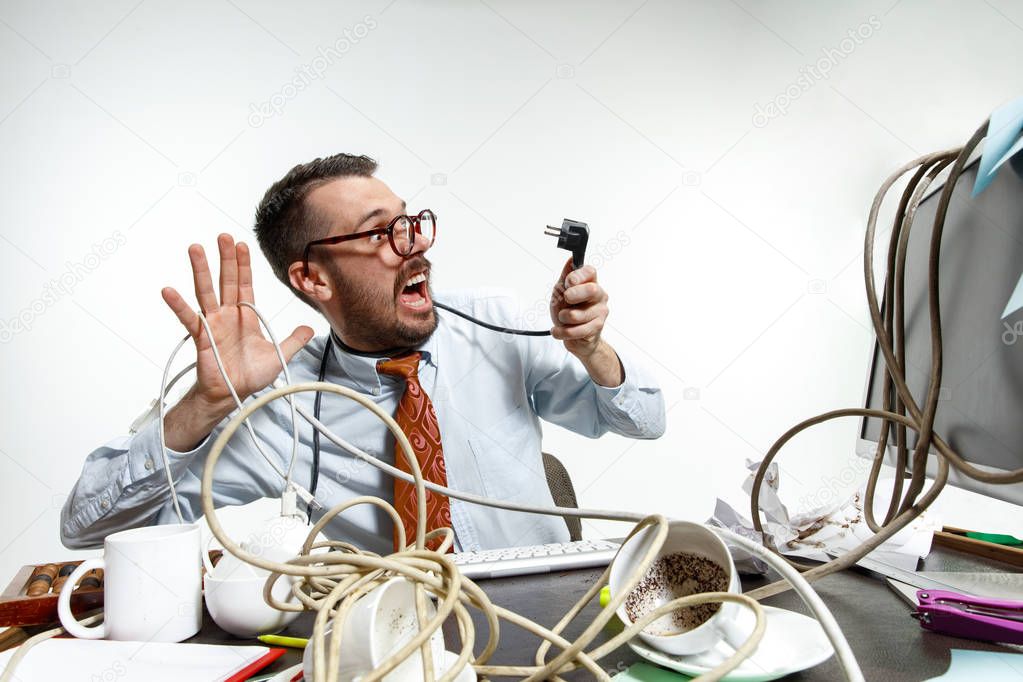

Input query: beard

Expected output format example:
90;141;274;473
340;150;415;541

326;255;438;351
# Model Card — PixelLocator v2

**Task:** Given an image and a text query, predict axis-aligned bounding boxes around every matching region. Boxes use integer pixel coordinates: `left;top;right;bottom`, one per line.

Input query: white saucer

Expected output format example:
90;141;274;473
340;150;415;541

627;605;834;682
440;650;477;682
280;650;476;681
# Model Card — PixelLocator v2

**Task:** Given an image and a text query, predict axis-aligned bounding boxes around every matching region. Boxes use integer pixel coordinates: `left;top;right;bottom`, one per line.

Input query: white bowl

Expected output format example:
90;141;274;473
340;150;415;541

204;572;301;638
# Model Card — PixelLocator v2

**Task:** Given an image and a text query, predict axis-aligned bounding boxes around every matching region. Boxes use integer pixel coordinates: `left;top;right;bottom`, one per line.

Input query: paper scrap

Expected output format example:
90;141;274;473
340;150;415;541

715;459;941;567
706;497;769;575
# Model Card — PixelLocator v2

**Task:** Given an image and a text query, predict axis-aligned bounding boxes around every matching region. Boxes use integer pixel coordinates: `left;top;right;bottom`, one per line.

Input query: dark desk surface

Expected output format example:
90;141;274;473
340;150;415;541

192;546;1022;680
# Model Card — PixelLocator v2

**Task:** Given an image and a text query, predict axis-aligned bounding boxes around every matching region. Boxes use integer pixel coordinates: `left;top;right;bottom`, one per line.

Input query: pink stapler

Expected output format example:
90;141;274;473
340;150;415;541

912;589;1023;645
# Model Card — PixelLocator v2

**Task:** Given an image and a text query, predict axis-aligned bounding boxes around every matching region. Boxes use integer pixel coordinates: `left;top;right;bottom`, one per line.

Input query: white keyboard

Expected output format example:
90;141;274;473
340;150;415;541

451;539;621;579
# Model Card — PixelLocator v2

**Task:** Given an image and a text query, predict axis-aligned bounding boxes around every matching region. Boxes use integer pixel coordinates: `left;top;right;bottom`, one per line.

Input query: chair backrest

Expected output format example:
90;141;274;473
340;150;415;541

541;452;582;541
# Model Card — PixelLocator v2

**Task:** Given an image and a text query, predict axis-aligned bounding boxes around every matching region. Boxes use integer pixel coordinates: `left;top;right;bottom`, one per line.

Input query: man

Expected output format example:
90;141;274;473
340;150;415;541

61;154;665;554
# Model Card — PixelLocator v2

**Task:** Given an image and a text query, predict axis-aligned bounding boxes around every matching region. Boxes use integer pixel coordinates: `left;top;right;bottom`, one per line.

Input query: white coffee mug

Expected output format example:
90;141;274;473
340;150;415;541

58;524;202;642
608;520;751;656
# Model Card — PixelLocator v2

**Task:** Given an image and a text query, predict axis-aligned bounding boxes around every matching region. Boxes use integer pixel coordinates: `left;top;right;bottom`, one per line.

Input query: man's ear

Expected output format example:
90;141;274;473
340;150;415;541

288;261;335;304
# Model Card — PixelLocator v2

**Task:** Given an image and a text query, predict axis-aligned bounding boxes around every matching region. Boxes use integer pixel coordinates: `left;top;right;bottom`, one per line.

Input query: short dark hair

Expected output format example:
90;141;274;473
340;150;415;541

254;153;378;307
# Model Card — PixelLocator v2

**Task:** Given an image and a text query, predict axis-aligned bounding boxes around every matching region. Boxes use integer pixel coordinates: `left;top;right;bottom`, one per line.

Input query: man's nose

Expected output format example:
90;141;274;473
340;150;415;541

407;230;433;257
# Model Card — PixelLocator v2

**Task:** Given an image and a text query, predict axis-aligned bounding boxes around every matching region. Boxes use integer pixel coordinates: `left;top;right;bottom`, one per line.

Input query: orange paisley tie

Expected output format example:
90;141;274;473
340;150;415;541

377;352;452;552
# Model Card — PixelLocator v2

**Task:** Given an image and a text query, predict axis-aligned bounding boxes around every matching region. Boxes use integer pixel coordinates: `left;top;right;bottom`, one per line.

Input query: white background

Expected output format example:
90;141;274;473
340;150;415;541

1;0;1022;580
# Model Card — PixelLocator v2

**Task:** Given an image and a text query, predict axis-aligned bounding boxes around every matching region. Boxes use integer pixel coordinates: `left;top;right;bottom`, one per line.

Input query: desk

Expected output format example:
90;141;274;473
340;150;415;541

189;546;1020;680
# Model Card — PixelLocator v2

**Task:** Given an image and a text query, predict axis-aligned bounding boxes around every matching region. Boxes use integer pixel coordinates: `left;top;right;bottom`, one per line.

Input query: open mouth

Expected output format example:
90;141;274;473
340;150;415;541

397;271;430;310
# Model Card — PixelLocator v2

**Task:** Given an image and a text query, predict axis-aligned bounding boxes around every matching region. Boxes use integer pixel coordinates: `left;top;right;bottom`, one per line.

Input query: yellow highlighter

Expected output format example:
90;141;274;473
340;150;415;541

258;634;309;649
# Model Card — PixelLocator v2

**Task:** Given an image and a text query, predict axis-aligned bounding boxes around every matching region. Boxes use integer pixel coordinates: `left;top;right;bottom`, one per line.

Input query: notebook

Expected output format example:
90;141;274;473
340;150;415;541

0;639;284;681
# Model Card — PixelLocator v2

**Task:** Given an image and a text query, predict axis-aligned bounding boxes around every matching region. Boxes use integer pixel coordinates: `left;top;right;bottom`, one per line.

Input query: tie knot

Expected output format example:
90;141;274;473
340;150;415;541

377;352;422;381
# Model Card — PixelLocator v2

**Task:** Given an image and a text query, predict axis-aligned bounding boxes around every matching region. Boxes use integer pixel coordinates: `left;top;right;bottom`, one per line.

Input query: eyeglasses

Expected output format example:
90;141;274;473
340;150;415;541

302;209;437;274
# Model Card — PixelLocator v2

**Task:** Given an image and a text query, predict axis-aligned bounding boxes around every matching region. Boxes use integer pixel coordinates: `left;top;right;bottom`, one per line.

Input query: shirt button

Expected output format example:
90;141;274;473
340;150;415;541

372;387;380;396
100;499;110;510
144;458;154;471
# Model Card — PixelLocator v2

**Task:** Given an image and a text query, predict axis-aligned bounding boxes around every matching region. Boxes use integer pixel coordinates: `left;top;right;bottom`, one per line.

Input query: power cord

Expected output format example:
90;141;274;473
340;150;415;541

156;301;318;525
432;219;591;337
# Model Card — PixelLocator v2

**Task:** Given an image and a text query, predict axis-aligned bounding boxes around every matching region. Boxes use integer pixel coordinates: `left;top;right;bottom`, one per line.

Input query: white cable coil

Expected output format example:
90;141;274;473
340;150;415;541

188;305;862;681
1;303;863;682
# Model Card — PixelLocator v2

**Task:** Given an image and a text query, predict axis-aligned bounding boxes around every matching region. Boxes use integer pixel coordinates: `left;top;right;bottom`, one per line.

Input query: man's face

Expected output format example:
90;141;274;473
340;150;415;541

305;176;436;351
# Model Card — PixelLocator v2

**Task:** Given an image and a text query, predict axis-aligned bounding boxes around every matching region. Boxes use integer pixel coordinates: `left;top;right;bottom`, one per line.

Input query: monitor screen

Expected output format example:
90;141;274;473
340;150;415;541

859;157;1023;505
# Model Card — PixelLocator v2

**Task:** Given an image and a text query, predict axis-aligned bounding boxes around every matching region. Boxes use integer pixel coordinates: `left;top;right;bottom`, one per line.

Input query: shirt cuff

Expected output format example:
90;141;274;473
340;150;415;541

592;351;663;437
125;418;212;484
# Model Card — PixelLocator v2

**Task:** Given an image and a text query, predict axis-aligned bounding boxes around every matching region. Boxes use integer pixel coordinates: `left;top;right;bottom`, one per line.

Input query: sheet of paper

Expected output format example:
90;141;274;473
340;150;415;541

0;639;271;682
917;572;1023;601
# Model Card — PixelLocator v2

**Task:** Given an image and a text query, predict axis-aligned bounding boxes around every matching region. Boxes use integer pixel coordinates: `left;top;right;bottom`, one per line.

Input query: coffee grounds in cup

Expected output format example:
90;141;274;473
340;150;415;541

623;552;728;635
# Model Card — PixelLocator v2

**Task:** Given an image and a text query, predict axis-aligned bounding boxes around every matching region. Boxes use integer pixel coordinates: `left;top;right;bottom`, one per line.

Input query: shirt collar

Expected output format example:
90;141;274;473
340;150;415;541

328;328;438;394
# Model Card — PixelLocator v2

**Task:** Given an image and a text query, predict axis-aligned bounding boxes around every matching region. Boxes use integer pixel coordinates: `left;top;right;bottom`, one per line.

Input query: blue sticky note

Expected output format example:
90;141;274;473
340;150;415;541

924;649;1023;680
1003;272;1023;320
972;95;1023;197
991;135;1023;176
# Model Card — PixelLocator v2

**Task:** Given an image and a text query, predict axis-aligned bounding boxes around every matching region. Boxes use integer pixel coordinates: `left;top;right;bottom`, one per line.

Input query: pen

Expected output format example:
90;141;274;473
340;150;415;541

258;634;309;649
934;526;1023;568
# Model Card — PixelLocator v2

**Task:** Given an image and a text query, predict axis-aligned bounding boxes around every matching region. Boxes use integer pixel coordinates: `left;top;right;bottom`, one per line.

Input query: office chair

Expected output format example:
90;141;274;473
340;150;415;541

541;452;582;541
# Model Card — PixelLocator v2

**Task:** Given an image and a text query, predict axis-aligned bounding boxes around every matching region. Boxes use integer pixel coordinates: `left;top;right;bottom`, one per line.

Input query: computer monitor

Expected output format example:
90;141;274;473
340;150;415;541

858;155;1023;506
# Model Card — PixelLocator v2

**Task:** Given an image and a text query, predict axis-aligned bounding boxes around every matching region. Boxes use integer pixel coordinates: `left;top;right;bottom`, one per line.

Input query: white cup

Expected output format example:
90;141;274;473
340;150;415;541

58;524;202;642
303;577;448;682
608;520;751;656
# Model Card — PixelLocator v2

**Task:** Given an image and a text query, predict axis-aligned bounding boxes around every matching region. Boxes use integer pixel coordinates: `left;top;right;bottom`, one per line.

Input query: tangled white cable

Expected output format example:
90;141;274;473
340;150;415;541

0;282;866;682
200;378;863;681
0;311;864;682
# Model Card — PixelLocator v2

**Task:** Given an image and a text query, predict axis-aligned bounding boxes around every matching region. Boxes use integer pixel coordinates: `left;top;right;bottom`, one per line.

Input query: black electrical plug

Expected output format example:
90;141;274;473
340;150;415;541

544;219;589;270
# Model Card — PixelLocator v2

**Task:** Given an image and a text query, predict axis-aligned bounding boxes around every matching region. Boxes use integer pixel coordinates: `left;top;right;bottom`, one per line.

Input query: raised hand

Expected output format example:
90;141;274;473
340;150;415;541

160;234;314;449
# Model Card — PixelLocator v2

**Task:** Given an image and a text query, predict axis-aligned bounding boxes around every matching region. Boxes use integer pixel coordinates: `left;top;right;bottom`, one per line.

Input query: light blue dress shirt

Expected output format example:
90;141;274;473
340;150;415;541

61;290;665;554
